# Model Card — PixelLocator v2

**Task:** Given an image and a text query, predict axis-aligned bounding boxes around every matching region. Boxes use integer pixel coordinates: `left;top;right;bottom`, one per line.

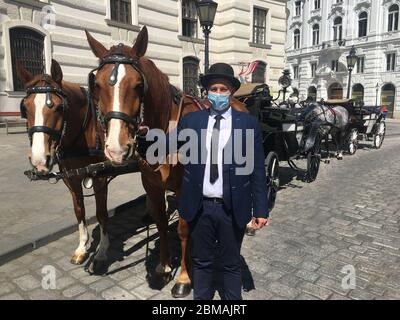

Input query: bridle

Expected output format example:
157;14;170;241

20;85;68;148
88;43;148;135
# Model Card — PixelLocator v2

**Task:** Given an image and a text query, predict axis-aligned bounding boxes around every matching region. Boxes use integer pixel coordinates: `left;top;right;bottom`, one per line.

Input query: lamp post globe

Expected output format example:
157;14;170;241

346;46;358;99
195;0;218;74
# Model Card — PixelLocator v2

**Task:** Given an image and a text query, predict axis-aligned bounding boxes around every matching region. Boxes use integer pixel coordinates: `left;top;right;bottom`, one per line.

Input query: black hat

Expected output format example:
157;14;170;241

200;63;241;91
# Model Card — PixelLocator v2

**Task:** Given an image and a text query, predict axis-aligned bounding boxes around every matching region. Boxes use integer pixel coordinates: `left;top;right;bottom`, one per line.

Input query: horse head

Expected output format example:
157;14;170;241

17;60;67;174
85;26;149;164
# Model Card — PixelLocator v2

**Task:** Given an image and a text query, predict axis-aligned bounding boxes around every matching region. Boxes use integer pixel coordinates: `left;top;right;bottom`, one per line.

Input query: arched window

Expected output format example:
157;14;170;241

308;86;317;101
252;61;267;83
294;28;301;49
333;17;342;41
183;57;199;96
10;27;45;91
328;82;343;99
388;4;399;32
381;83;396;118
312;24;320;46
358;12;368;37
352;84;364;102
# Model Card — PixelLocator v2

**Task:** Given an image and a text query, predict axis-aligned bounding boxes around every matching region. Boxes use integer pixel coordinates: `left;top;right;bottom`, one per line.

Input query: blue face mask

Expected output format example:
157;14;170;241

208;92;230;113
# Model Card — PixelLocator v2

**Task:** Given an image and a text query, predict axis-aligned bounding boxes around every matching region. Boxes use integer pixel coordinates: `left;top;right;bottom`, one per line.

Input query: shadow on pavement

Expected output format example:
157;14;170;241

83;194;256;294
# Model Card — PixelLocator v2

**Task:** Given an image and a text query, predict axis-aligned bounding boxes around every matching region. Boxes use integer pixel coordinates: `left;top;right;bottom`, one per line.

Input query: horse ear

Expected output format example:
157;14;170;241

51;59;63;85
16;61;33;87
131;26;148;59
85;30;108;58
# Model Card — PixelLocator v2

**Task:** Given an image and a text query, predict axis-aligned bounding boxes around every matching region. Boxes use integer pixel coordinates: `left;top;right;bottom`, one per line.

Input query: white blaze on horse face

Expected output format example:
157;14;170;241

75;221;89;256
106;64;127;160
31;94;47;167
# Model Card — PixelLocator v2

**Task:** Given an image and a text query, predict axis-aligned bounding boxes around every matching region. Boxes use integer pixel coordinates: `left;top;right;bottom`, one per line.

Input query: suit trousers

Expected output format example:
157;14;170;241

189;198;245;300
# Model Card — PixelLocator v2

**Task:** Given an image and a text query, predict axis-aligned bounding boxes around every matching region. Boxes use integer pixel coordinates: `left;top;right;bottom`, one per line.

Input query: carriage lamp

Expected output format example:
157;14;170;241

196;0;218;74
346;46;358;99
375;83;379;107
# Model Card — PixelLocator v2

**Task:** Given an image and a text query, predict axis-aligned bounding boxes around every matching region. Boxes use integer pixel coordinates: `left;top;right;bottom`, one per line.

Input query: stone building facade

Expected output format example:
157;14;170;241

0;0;286;117
286;0;400;118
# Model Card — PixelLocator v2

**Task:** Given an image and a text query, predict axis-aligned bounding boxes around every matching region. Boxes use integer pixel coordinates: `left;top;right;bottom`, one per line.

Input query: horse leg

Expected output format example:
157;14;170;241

337;133;344;160
171;216;192;298
66;178;89;265
91;177;109;272
142;176;171;275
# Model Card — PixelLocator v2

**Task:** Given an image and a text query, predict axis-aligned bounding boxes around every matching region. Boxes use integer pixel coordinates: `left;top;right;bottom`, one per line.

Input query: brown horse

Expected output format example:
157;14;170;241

85;26;248;298
17;60;110;268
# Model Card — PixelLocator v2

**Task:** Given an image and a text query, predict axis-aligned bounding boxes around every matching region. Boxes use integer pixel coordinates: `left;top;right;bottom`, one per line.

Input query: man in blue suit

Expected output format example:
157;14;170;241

142;63;269;300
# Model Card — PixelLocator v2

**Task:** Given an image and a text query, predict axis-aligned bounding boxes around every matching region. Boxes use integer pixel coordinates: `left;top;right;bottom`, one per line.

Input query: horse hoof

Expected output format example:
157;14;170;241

171;282;192;298
87;259;108;275
245;226;256;237
70;253;88;265
337;156;343;160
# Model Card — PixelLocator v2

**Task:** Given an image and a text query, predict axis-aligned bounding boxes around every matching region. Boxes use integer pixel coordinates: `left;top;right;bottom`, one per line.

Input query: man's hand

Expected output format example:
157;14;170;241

251;217;270;230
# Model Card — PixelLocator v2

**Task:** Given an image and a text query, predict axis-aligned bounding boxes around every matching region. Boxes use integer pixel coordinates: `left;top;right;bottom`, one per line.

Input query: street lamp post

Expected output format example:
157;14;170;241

196;0;218;74
375;83;379;107
346;46;358;99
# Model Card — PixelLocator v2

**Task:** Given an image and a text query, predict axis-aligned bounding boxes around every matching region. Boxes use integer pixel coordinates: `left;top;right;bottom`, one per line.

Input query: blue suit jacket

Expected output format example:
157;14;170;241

169;108;269;228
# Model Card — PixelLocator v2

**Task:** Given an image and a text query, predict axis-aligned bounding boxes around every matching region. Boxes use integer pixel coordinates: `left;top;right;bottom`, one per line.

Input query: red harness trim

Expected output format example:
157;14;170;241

186;96;210;111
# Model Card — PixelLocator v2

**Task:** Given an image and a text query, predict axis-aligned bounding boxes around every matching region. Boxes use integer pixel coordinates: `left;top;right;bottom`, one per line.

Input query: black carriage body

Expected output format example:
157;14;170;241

234;83;305;161
322;99;385;136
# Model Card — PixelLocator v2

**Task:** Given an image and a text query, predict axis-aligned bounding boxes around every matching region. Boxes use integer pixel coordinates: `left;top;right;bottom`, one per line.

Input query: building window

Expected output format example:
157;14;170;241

386;53;396;71
182;0;198;38
331;60;339;72
311;62;317;77
333;17;343;41
352;84;364;102
358;12;368;37
293;65;299;79
10;27;45;91
381;83;396;118
295;1;301;16
356;57;365;73
183;57;199;96
253;8;267;45
312;24;320;46
110;0;132;24
314;0;321;10
388;4;399;32
294;29;301;49
252;61;266;83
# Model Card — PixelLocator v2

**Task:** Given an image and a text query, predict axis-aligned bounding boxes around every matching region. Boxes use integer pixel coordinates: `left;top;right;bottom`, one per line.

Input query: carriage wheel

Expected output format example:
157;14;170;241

305;135;321;183
373;121;386;149
265;151;280;211
347;128;358;155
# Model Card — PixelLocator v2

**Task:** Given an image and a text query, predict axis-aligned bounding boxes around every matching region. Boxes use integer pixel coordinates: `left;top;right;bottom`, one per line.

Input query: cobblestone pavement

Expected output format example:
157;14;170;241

0;128;145;259
0;129;400;300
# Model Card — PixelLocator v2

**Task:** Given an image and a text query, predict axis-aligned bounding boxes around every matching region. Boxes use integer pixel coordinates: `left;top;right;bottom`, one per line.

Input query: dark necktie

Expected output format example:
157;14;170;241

210;115;223;184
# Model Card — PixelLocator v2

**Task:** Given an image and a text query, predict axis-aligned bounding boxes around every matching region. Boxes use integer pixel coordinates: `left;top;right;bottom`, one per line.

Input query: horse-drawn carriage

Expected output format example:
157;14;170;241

320;99;387;155
234;83;323;210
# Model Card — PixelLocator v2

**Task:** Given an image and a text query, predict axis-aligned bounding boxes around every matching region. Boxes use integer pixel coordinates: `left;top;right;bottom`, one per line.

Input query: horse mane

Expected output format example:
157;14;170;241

138;56;173;129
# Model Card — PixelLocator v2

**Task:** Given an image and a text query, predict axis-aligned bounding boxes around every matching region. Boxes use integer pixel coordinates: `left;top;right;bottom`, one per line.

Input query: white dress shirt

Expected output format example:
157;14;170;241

202;107;232;198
